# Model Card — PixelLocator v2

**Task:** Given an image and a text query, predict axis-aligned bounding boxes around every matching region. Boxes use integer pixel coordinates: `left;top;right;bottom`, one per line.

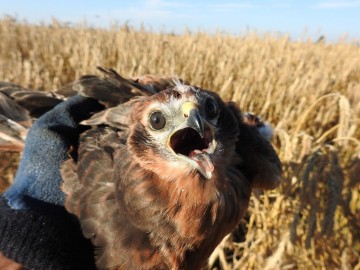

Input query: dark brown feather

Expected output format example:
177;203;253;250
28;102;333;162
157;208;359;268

0;91;31;126
227;103;282;189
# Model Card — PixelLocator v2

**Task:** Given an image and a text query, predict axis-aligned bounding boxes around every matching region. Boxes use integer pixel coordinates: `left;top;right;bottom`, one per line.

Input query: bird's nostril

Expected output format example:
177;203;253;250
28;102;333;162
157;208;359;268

173;90;182;99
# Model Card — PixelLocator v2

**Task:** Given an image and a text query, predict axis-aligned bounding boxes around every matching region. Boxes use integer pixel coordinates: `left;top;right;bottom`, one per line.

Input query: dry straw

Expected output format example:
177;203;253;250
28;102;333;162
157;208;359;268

0;18;359;269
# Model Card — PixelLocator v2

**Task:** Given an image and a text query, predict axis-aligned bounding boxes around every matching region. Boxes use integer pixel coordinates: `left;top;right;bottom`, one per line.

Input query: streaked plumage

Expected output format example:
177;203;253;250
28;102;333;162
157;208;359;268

0;68;281;269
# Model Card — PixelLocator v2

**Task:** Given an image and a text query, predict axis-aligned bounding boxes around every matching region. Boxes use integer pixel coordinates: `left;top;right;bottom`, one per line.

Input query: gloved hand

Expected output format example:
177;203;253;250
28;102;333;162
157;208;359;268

0;95;103;270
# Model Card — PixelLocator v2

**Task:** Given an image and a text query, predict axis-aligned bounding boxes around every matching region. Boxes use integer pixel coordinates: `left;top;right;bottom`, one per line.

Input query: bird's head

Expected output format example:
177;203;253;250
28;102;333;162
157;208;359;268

128;83;239;181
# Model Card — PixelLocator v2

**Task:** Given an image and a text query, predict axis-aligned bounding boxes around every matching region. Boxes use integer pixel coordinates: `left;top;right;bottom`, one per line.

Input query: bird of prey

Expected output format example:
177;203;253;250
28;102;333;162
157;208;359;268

0;68;281;270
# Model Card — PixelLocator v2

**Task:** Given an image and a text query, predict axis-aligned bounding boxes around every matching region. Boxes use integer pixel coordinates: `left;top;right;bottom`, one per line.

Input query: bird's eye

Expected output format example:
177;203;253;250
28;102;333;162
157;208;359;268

204;98;218;119
149;111;166;130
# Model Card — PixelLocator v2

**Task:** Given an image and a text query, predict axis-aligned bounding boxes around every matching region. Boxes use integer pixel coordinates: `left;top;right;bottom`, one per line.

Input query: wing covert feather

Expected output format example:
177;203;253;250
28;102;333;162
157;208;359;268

227;102;282;189
61;127;131;269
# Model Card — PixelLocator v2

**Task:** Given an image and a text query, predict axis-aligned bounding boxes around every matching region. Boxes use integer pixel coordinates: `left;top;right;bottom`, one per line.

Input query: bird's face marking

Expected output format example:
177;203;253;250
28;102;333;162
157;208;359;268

129;85;238;181
166;99;218;180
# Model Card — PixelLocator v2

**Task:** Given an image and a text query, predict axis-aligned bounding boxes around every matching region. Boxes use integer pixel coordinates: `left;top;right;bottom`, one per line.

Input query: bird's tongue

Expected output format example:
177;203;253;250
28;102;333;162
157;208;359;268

189;150;214;175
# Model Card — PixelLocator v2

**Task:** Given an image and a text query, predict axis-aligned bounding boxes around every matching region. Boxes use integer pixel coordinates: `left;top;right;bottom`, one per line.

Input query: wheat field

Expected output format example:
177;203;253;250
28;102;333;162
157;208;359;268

0;17;359;269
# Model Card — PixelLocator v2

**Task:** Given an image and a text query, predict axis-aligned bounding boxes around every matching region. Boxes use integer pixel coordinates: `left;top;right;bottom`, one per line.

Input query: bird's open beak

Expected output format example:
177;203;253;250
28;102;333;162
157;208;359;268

167;102;216;179
182;102;204;138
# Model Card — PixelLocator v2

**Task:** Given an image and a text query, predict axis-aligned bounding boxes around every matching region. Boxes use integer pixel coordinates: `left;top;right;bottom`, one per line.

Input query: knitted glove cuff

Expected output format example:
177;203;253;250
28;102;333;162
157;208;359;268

0;196;96;270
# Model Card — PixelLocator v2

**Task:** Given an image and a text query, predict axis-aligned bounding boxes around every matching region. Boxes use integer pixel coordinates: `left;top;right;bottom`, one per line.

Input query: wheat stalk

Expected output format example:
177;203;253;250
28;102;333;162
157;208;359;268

1;18;359;269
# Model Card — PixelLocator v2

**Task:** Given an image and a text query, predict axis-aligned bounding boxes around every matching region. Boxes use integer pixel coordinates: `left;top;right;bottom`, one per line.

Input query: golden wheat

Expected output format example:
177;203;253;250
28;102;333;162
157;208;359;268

0;18;359;269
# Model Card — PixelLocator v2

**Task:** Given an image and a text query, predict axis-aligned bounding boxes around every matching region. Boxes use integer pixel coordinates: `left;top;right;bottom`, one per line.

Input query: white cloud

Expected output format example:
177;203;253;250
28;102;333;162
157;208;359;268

144;0;192;8
101;1;195;24
207;1;292;12
208;2;262;10
145;0;162;5
108;7;171;20
312;1;360;9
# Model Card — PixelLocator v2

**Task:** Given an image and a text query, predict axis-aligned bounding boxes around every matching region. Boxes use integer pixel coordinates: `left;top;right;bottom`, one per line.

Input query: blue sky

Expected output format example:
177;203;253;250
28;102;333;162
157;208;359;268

1;0;359;41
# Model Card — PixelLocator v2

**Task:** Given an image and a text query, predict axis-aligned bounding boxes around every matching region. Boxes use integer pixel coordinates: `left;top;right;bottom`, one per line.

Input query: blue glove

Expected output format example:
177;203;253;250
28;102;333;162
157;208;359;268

0;95;103;270
5;95;103;209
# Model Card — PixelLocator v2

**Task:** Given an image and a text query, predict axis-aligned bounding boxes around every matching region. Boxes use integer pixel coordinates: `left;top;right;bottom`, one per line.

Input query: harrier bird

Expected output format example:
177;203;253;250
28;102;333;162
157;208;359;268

0;68;281;270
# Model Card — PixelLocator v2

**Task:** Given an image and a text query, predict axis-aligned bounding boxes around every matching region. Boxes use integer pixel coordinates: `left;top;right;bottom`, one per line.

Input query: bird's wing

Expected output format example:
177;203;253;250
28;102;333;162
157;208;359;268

0;83;61;151
227;102;282;189
0;84;62;121
68;68;184;129
80;99;135;130
61;127;131;270
1;68;181;124
59;67;181;106
0;68;182;152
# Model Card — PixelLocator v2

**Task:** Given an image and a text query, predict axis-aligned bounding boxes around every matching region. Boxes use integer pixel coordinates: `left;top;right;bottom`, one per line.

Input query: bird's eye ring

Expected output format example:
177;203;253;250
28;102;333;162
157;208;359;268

149;111;166;130
204;98;218;119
